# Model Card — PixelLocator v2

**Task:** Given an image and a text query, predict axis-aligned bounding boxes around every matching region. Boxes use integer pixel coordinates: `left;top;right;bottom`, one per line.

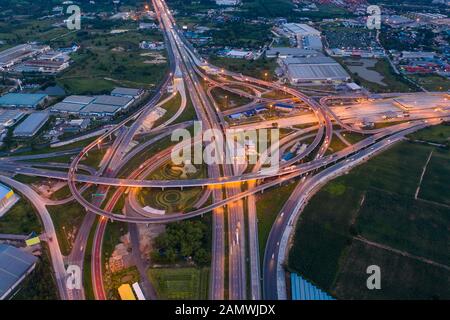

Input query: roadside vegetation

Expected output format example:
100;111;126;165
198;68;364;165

151;216;212;266
47;200;87;255
208;56;278;81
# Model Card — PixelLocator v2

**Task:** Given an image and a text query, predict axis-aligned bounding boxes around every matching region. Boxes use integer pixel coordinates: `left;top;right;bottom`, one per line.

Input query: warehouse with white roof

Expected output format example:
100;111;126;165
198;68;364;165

282;56;350;85
50;88;139;117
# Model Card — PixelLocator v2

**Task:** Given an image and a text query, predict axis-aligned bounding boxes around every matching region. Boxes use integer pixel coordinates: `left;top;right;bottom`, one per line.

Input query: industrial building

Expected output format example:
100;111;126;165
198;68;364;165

290;273;334;300
226;49;254;60
278;23;322;50
0;183;17;218
0;110;25;128
14;59;70;74
281;23;321;37
266;47;324;59
13;111;50;137
50;91;136;117
216;0;241;5
0;44;48;69
79;103;123;117
0;244;38;300
300;35;323;51
281;56;350;85
111;87;144;99
401;51;436;60
382;15;414;28
0;93;48;109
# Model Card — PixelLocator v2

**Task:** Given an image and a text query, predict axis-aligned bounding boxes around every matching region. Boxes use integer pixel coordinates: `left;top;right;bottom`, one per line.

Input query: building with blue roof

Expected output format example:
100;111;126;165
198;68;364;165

0;93;48;109
291;273;335;300
282;152;295;162
228;112;244;120
274;103;294;112
0;244;38;299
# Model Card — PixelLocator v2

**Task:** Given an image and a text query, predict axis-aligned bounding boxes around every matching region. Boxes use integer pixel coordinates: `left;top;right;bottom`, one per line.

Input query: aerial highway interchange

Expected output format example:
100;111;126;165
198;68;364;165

0;0;449;302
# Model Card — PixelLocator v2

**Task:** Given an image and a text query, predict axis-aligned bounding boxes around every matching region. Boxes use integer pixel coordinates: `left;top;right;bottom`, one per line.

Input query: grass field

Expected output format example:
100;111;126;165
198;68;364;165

117;140;171;178
333;240;450;299
49;185;71;200
408;124;450;145
337;58;414;93
103;221;128;265
326;134;348;155
148;267;209;299
80;147;107;169
408;74;450;92
288;126;450;298
255;181;297;264
82;218;98;301
0;197;42;234
211;87;252;111
357;189;450;266
153;93;182;127
418;148;450;206
341;132;367;144
209;57;277;81
47;200;86;256
56;30;168;95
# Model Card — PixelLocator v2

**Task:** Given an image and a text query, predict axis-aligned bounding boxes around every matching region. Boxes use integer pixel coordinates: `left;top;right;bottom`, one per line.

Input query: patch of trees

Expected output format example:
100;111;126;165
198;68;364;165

152;220;211;266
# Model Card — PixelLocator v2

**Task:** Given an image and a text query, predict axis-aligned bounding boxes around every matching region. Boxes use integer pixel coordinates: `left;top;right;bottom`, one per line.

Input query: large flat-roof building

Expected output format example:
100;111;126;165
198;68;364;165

278;23;322;50
0;110;25;128
111;87;144;99
301;35;323;51
216;0;241;5
0;183;18;218
79;103;123;117
14;59;70;74
0;244;38;300
281;23;321;37
50;90;137;117
0;93;48;109
49;102;86;114
62;95;95;105
266;47;324;59
13;111;50;137
0;44;48;69
282;56;350;85
291;273;334;300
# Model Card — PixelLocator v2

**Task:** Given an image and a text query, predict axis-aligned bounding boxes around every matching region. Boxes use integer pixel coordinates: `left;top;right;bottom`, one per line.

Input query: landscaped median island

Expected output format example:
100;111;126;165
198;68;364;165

287;126;450;299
